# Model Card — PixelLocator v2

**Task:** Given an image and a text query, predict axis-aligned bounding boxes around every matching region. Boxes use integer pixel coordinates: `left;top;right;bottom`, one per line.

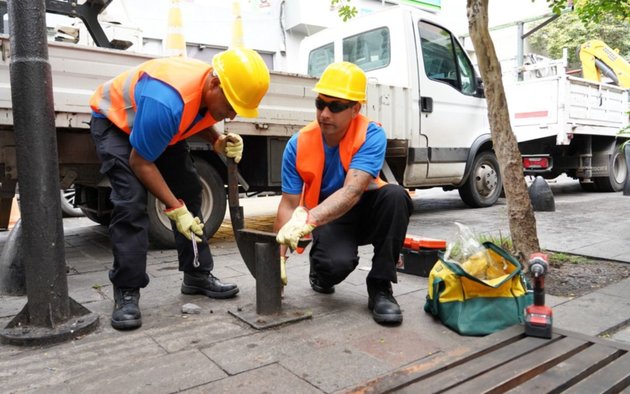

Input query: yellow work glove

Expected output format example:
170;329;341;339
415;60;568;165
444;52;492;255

276;206;316;251
280;255;288;286
213;133;243;163
164;200;204;243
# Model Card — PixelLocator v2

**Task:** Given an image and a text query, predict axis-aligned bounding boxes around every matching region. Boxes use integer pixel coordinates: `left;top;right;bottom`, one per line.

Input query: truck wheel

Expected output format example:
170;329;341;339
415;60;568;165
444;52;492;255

60;186;85;217
458;150;502;208
147;159;226;248
593;146;626;192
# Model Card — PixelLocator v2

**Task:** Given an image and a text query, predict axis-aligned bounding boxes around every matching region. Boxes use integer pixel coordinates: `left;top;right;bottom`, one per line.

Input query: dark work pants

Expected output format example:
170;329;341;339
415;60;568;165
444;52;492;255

90;117;214;289
309;184;413;287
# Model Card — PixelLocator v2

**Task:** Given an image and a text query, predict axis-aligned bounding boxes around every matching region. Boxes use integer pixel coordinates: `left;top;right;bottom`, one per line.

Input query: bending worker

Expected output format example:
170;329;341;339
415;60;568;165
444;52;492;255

89;48;270;330
275;62;413;325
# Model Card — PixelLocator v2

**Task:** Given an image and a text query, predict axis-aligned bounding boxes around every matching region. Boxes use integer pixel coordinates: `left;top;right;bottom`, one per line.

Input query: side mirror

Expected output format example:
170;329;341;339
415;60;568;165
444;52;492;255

475;77;485;98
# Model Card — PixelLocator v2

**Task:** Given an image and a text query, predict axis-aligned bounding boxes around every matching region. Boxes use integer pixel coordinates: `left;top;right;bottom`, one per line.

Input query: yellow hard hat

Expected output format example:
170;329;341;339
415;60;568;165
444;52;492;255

313;62;366;103
212;48;270;118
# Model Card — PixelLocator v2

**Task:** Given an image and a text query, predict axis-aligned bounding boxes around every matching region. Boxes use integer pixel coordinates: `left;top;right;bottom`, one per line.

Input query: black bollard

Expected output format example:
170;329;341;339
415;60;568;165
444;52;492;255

0;0;98;346
528;176;555;212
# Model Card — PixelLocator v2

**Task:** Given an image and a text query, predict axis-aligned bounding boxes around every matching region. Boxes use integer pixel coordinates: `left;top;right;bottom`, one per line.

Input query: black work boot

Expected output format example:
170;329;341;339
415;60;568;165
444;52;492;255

111;287;142;330
367;279;402;325
182;271;239;299
309;262;334;294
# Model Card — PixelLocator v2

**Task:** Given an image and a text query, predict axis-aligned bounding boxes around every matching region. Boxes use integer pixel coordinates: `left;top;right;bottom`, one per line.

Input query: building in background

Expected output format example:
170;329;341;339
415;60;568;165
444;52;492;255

37;0;558;76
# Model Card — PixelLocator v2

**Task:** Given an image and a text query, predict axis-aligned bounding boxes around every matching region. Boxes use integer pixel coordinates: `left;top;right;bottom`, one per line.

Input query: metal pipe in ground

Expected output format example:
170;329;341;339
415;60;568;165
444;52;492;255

226;160;311;328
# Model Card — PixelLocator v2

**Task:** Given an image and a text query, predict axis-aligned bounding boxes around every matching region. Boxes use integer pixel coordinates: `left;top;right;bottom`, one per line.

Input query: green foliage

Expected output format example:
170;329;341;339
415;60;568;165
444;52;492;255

550;252;590;265
546;0;630;24
331;0;358;22
527;12;630;69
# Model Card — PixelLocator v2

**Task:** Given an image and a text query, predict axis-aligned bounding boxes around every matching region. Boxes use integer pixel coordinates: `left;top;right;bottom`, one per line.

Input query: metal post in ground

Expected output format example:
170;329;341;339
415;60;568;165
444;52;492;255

0;0;98;346
226;160;311;329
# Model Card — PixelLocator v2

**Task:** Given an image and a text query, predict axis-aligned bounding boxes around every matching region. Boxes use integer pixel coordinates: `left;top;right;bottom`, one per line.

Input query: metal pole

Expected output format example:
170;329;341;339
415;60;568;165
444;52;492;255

8;0;69;325
1;0;98;346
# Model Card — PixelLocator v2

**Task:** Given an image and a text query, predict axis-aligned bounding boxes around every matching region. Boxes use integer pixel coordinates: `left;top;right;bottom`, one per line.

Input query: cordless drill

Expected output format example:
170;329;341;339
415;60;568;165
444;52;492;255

524;253;553;339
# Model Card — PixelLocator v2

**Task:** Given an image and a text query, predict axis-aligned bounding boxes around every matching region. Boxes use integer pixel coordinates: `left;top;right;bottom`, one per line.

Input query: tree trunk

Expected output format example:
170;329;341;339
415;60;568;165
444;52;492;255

466;0;540;263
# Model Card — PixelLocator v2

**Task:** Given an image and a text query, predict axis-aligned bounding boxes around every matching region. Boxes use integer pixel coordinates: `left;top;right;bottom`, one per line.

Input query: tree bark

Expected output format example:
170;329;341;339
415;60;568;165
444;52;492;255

466;0;540;262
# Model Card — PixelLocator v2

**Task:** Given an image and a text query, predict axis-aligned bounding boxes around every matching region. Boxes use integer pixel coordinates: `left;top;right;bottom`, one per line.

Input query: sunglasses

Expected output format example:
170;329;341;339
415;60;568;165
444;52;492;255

315;97;355;113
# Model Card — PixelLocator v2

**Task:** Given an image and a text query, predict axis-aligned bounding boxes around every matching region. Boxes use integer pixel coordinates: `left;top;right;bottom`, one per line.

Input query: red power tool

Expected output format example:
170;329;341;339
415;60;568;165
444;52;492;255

524;253;553;339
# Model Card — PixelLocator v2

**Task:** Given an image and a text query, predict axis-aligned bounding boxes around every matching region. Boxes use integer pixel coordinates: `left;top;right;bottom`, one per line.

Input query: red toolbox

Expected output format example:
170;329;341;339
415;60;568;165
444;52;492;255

398;236;447;277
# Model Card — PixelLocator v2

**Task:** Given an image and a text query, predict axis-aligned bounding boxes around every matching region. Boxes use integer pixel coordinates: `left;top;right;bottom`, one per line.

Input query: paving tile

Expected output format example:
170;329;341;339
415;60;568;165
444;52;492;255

185;363;321;394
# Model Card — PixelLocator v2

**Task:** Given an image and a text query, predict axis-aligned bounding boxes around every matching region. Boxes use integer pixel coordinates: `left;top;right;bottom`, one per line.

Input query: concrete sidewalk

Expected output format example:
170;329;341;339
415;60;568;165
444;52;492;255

1;177;630;393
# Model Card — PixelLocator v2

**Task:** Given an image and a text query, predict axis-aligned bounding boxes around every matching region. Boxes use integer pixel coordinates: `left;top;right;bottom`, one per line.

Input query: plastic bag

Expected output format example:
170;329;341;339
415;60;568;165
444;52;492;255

444;222;506;280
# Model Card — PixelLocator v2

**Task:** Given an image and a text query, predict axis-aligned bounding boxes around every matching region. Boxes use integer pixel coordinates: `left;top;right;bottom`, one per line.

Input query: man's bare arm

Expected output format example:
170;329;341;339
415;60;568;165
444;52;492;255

309;168;372;225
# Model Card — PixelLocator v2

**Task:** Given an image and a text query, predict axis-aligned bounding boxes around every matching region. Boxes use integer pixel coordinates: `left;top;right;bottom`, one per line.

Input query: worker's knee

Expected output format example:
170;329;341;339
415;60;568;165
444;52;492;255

378;184;413;214
313;254;358;285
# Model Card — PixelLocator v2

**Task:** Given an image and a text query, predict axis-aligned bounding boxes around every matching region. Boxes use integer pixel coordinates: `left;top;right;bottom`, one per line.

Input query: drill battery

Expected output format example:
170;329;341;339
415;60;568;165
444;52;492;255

524;304;553;338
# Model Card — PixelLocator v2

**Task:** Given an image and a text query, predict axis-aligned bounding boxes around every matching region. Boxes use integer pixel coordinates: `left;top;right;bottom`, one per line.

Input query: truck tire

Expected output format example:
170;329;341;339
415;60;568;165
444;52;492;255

593;146;626;192
147;159;226;248
80;209;111;226
458;150;502;208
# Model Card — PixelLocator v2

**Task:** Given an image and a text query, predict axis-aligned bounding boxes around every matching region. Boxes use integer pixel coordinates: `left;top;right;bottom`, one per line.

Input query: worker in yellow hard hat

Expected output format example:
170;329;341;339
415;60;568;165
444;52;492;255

274;62;413;325
89;47;270;330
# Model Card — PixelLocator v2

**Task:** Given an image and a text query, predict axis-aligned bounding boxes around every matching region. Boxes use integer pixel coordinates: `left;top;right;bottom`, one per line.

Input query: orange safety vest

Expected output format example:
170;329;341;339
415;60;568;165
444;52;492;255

89;57;217;144
296;114;387;209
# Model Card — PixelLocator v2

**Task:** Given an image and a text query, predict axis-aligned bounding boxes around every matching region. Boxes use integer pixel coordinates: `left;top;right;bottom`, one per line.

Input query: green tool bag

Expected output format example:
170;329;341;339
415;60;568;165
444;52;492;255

424;242;533;336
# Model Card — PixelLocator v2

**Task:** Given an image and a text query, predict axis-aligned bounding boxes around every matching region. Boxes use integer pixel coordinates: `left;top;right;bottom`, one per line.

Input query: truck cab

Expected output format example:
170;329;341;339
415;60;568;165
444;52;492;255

298;6;501;208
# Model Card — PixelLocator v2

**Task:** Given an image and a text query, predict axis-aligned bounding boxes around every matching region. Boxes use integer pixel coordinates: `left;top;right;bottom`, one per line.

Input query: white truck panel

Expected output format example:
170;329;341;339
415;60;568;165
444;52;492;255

364;83;415;142
505;73;628;146
0;35;317;136
0;35;154;129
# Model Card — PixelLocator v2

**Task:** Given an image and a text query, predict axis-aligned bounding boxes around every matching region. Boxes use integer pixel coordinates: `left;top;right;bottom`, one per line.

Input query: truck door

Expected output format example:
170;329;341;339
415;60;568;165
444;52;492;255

415;19;488;180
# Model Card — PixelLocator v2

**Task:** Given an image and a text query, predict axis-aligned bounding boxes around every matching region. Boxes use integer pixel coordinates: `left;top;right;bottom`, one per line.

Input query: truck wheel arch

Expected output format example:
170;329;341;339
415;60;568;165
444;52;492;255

592;140;627;192
458;135;503;208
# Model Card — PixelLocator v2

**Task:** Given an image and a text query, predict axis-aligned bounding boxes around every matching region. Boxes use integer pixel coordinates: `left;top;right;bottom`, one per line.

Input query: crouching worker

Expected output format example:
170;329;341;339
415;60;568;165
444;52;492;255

89;48;270;330
274;62;413;325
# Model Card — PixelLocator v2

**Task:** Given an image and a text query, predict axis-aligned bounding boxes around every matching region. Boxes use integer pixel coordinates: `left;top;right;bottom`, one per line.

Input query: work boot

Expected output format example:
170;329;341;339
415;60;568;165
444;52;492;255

182;271;239;299
309;263;334;294
367;279;402;325
111;287;142;330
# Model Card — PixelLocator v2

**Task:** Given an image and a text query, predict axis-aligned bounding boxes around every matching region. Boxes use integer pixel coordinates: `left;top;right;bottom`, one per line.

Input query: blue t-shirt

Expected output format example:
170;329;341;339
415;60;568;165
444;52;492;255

281;122;386;201
129;75;184;161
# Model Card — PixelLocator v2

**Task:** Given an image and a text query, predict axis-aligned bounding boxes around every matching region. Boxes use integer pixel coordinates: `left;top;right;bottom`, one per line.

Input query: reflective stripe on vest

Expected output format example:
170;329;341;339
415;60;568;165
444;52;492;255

89;57;217;144
295;114;387;209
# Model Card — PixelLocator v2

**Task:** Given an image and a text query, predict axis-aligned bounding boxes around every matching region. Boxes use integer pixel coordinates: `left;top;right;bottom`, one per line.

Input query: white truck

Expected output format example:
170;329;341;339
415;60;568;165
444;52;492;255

298;6;502;208
0;4;504;248
505;60;629;191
